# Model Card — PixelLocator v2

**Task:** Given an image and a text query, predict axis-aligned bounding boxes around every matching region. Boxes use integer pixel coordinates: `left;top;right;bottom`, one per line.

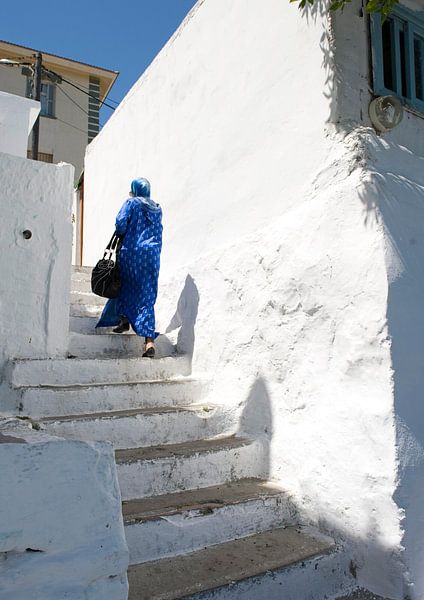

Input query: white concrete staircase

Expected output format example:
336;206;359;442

7;266;362;600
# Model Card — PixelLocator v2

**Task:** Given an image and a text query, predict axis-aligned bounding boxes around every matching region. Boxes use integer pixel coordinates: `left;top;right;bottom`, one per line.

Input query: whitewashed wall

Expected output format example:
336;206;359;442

153;128;404;599
84;0;335;274
332;2;424;597
0;92;39;158
0;420;129;600
0;152;73;407
82;0;424;597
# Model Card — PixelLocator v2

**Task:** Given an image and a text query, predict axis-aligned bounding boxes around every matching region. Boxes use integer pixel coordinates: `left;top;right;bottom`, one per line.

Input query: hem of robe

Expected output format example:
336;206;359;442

96;298;160;339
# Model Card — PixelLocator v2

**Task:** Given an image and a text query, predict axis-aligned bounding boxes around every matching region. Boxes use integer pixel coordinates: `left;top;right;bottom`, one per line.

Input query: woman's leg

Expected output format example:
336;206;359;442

113;316;130;333
143;336;155;358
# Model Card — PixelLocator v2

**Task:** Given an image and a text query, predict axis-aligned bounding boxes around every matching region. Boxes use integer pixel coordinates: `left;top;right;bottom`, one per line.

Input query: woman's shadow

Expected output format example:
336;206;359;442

238;376;273;480
165;275;199;364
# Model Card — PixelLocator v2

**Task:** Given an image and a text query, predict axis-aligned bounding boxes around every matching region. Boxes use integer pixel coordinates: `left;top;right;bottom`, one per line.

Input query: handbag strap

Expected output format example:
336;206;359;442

104;232;121;259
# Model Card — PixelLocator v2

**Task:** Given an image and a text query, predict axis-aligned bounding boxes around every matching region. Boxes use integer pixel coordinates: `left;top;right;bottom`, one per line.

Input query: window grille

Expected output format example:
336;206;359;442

371;5;424;116
27;150;54;163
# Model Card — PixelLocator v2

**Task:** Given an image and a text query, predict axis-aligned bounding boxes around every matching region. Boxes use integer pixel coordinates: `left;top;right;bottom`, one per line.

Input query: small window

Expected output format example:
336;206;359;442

371;5;424;116
27;150;54;163
26;78;55;118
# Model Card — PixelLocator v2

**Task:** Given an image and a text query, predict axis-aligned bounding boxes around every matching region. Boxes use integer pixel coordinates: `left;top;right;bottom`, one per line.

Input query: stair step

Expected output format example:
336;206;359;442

70;276;92;294
70;315;102;334
68;332;176;359
72;265;92;277
123;479;298;565
335;591;390;600
70;303;102;318
70;291;105;307
38;404;224;450
17;379;206;418
127;526;344;600
115;436;267;500
10;355;190;388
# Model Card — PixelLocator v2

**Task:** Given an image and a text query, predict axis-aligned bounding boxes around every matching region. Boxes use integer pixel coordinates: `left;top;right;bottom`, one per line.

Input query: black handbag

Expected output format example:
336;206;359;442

91;232;122;298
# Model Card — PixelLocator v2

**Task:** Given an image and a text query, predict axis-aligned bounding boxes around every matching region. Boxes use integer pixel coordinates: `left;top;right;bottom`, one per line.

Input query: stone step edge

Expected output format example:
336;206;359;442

122;478;289;524
39;403;216;424
14;376;202;391
127;526;338;600
9;355;191;387
115;435;251;465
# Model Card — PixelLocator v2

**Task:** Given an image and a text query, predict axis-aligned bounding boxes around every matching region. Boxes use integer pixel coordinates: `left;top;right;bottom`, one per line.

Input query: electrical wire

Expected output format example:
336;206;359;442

53;72;120;105
0;58;119;110
43;66;117;110
55;117;90;135
56;83;90;116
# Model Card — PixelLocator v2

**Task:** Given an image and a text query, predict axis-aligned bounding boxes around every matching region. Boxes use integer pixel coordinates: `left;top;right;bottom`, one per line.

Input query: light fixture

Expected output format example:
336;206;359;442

0;58;19;66
369;95;404;133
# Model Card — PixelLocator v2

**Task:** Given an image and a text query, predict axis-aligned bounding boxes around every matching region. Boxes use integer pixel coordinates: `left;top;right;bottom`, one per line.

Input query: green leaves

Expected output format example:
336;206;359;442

289;0;314;9
364;0;399;17
291;0;399;16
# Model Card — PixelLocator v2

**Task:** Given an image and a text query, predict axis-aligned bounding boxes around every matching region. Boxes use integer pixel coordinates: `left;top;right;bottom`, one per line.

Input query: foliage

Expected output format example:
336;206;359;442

290;0;399;17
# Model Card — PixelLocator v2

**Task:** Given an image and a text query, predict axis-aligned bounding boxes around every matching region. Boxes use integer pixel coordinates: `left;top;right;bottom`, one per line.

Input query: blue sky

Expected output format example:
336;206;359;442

1;0;197;124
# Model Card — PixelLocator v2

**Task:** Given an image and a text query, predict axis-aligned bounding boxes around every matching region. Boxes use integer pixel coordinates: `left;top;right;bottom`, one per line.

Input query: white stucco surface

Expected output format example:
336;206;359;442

0;92;39;157
84;0;334;273
149;129;404;599
0;420;129;599
0;152;73;406
82;0;424;597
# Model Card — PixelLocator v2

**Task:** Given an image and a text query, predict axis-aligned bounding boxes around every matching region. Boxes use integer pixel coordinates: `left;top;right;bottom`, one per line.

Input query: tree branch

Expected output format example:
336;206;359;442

290;0;399;16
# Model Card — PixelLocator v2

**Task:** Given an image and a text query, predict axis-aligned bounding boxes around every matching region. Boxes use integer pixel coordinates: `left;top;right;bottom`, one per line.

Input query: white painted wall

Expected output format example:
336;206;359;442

0;92;39;157
152;128;405;599
0;152;73;406
0;419;129;599
84;0;335;273
83;0;424;597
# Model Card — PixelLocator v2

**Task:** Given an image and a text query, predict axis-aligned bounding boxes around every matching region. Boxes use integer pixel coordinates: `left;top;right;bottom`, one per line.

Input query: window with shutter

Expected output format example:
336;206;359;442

371;5;424;116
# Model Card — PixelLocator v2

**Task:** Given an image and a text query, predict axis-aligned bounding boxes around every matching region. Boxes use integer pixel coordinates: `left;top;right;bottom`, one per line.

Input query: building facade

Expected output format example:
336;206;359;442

0;39;118;177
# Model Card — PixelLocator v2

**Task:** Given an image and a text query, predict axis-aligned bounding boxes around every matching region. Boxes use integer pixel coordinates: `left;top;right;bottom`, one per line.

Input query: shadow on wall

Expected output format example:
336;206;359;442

358;138;424;598
295;0;338;125
233;376;404;597
238;376;273;481
166;274;199;362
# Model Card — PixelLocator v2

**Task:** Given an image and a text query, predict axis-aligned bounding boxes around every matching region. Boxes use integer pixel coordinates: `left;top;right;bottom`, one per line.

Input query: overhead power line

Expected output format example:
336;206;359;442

56;83;90;116
54;73;120;105
55;117;89;135
43;66;117;111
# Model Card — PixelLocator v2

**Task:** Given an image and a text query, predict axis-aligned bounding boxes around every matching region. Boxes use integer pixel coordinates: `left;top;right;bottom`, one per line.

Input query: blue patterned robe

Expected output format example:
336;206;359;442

96;196;163;338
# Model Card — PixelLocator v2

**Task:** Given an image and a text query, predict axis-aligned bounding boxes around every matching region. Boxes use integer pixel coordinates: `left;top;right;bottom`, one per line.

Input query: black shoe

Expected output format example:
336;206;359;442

142;346;155;358
113;319;129;333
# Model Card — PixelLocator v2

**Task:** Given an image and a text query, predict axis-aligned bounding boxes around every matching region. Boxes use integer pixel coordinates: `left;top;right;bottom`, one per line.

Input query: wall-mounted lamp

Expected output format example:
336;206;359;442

369;96;404;133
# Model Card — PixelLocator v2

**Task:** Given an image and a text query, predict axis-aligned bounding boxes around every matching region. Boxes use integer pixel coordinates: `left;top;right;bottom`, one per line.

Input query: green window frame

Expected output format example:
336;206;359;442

371;5;424;115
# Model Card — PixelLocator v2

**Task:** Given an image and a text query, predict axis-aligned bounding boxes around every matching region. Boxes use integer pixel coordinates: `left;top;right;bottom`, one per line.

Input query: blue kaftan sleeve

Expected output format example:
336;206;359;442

115;199;134;236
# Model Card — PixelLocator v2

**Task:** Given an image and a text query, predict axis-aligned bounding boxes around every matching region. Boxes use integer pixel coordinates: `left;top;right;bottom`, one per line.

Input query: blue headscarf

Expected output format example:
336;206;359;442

131;177;151;198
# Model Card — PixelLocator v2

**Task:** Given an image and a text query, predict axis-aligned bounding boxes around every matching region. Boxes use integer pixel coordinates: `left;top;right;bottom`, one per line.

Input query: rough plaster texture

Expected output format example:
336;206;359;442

0;152;73;408
82;0;424;597
0;419;129;600
149;130;404;599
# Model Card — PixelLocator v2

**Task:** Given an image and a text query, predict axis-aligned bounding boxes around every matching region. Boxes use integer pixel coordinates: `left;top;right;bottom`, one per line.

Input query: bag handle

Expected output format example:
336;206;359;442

103;232;121;259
